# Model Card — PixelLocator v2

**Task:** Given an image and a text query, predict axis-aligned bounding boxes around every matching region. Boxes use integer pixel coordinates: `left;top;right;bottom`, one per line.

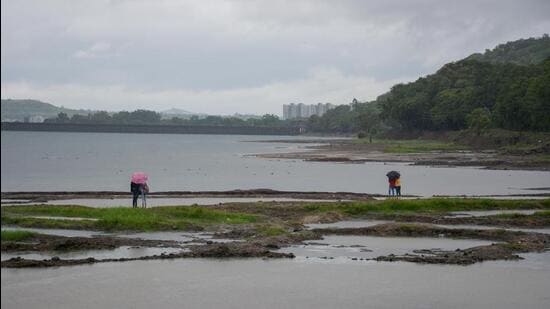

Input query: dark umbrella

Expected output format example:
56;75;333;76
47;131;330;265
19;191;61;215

386;171;400;180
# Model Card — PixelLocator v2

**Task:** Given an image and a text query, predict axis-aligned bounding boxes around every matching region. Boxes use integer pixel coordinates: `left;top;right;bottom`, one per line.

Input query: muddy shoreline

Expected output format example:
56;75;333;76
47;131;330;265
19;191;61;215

313;223;550;265
3;222;549;267
0;189;408;203
254;139;550;171
5;190;549;204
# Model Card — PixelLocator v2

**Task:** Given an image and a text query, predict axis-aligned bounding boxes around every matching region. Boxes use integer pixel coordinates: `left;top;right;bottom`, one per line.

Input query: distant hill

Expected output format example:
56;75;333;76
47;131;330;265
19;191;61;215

466;34;550;65
1;99;91;122
160;108;207;119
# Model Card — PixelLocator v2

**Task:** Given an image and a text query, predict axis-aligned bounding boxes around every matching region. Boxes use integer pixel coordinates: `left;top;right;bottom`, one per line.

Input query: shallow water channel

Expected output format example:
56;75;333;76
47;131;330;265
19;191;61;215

4;197;337;208
306;218;550;235
277;235;495;261
0;246;185;261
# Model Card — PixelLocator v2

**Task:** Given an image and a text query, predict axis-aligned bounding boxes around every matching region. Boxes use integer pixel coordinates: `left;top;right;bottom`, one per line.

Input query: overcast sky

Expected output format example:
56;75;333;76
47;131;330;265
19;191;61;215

2;0;549;116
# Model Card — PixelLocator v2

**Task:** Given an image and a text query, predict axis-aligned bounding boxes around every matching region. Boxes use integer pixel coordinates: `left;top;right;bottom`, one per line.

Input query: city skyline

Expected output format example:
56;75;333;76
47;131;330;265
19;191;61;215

283;102;336;120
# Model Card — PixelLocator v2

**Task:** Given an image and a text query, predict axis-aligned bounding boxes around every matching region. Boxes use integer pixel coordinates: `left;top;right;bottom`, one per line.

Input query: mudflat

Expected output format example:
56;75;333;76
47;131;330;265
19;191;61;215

2;196;549;268
254;138;550;171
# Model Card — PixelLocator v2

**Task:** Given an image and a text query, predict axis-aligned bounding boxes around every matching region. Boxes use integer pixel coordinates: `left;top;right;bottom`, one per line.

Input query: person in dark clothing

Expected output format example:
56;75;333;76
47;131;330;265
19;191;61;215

388;178;396;196
131;182;141;208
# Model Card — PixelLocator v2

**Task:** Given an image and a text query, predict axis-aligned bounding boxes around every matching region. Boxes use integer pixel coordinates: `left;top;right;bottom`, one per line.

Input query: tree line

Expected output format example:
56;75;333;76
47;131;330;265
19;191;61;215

378;57;549;132
45;109;293;127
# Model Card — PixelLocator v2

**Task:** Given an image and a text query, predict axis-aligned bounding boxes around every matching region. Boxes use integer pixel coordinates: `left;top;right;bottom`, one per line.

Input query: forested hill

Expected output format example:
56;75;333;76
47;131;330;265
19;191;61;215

466;34;550;65
379;35;550;132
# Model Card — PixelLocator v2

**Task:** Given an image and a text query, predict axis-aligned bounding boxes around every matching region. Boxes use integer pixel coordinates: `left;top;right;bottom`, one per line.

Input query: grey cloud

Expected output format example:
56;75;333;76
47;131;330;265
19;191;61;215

1;0;549;113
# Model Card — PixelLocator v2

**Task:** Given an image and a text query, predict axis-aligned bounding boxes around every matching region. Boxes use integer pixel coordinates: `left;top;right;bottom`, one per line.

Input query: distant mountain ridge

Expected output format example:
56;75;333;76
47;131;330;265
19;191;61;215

160;108;207;119
1;99;208;122
1;99;91;122
161;108;194;115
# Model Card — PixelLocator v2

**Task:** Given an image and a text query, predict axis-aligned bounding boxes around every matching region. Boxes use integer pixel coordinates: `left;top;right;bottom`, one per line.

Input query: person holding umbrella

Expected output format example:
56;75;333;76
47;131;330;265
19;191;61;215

130;172;149;208
386;171;400;197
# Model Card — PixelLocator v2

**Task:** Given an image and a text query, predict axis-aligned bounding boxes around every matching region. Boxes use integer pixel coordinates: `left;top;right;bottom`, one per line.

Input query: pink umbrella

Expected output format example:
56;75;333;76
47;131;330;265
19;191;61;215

131;172;148;184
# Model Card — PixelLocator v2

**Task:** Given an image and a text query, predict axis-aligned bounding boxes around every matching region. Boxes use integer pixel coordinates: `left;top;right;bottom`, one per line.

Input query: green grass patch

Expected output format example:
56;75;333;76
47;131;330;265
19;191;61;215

1;215;98;230
0;205;100;218
2;205;258;232
255;225;288;237
1;230;36;241
382;141;466;153
354;138;467;153
303;198;550;216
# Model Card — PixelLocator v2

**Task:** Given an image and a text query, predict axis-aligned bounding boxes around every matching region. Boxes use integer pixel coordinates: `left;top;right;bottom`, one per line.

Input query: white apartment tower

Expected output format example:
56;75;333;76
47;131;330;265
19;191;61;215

282;103;335;120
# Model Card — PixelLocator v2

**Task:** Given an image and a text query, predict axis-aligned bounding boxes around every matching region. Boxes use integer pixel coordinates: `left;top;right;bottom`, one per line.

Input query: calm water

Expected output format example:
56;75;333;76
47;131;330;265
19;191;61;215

1;131;549;196
2;254;550;309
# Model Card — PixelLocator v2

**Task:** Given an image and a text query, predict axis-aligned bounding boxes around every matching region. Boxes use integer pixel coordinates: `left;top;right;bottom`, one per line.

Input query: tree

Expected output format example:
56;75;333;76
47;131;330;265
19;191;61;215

129;110;161;124
56;112;69;123
90;111;112;123
466;108;492;136
355;102;381;142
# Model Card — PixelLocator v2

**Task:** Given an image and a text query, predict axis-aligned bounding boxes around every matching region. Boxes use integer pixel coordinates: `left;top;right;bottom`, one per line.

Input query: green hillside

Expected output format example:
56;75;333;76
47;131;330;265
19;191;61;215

378;35;550;132
305;35;550;134
466;34;550;66
1;99;90;122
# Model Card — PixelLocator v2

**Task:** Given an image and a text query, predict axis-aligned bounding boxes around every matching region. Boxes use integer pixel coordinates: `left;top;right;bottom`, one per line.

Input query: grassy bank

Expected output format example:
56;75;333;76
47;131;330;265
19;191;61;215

1;205;258;231
354;138;467;153
303;198;550;216
2;199;549;232
1;230;36;241
354;129;550;154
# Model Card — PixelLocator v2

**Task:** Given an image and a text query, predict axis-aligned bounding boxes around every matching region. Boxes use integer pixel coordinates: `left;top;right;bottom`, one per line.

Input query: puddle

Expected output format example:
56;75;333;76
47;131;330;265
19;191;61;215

0;199;31;204
113;231;240;243
1;226;242;244
433;223;550;235
446;209;539;218
1;246;185;262
305;220;392;229
2;197;338;208
113;232;197;242
305;219;550;235
1;226;105;238
278;235;495;260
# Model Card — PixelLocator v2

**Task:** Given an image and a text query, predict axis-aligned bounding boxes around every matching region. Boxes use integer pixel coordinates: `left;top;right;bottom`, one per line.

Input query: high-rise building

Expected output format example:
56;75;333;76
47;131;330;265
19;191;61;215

282;102;335;120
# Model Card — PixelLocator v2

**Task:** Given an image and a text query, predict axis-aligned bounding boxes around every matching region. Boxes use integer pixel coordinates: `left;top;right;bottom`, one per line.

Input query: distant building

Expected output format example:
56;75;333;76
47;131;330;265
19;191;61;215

24;115;45;123
282;103;335;120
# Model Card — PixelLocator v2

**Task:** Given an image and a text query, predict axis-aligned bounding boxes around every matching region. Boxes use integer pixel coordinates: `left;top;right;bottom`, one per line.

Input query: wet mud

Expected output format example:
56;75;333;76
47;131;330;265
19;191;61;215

362;212;550;228
1;233;181;253
314;223;549;265
1;232;299;268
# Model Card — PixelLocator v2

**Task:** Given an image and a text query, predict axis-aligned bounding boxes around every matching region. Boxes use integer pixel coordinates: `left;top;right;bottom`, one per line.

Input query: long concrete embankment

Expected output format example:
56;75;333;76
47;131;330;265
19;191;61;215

1;122;302;135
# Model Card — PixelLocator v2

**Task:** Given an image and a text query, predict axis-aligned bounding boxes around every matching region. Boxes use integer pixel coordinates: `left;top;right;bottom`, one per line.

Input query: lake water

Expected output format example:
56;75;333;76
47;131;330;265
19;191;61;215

2;254;549;309
2;131;549;196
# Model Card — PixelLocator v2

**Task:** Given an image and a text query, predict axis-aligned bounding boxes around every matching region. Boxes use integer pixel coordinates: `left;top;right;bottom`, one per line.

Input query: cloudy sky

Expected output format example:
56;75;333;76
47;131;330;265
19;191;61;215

2;0;549;116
